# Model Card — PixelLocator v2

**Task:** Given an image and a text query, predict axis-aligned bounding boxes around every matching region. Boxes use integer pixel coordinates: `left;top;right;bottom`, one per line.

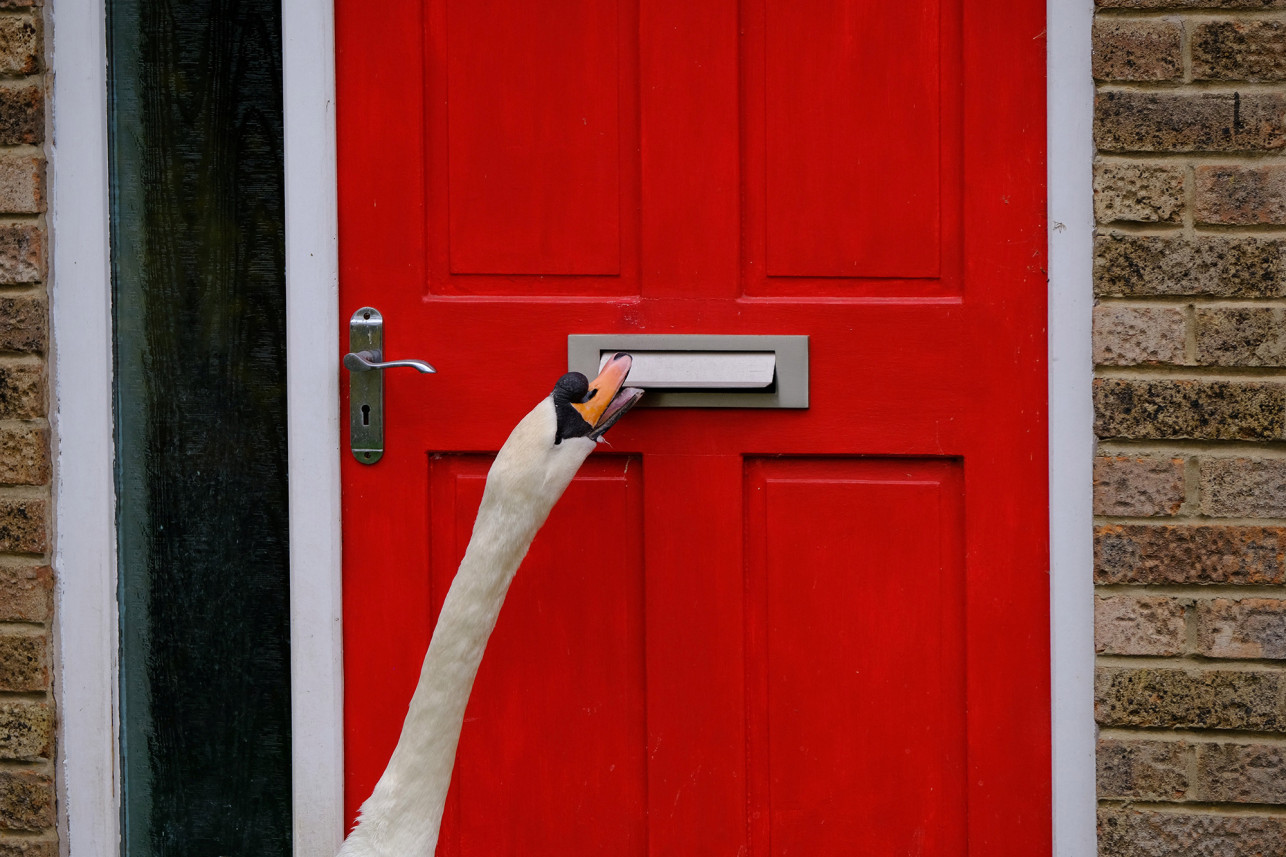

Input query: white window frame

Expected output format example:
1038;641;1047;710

51;0;1095;853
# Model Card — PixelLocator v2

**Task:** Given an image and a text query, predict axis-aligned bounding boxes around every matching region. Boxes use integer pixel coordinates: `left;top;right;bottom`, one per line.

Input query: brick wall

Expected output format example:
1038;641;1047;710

0;0;51;854
1093;0;1286;853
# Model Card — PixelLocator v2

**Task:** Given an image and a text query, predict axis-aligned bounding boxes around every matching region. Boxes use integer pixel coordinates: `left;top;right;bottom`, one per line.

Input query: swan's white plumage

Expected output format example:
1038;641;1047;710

337;397;597;857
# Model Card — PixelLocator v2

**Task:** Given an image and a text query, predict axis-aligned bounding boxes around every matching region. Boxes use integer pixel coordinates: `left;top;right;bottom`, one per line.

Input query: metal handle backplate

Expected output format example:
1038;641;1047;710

345;307;434;464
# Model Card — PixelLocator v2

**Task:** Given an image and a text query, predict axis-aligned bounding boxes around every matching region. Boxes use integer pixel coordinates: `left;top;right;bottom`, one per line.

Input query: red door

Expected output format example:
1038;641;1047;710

336;1;1049;854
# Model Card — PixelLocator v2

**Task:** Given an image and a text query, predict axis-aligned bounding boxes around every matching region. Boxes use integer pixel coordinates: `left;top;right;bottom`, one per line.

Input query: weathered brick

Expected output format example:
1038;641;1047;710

1094;455;1185;516
0;84;41;146
1201;457;1286;517
1195;164;1286;225
1196;306;1286;367
1093;305;1187;366
0;294;44;354
0;425;46;487
0;771;50;832
1097;738;1189;800
1094;378;1286;441
0;702;49;761
0;364;43;419
1197;598;1286;659
1096;595;1187;655
0;565;50;623
1095;666;1286;730
1095;90;1286;153
1194;19;1286;81
1094;234;1286;298
0;156;41;215
1099;809;1286;857
0;497;45;554
0;224;41;285
0;634;41;693
1096;524;1286;585
1093;18;1182;81
0;16;38;77
1094;161;1185;223
0;844;56;857
1197;742;1286;803
1098;0;1286;5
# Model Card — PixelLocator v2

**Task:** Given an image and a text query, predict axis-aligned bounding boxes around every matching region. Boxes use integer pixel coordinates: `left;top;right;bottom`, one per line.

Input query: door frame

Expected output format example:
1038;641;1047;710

50;0;1094;854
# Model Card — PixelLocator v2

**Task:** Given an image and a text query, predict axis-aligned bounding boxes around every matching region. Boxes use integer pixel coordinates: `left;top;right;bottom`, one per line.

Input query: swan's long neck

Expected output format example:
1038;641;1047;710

338;406;592;857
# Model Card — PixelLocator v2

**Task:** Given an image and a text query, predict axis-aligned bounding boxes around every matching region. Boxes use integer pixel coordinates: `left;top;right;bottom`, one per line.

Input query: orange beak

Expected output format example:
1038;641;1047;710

571;352;643;438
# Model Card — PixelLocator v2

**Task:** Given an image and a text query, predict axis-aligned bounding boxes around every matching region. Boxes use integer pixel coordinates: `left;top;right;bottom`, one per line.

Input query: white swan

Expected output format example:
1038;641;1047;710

338;353;642;857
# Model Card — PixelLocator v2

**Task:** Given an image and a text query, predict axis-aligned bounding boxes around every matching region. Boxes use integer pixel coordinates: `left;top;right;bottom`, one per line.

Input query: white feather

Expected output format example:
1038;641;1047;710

337;397;595;857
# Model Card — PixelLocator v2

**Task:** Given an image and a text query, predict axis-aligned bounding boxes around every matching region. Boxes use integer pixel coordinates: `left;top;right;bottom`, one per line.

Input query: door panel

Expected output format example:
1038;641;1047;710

746;458;966;856
445;0;625;276
764;0;943;279
337;0;1049;852
436;457;647;857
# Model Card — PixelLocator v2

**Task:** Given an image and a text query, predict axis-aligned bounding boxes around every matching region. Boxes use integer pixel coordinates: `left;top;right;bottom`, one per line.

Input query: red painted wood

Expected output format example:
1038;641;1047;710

446;0;622;275
765;0;941;278
337;0;1049;852
432;457;647;856
746;459;966;856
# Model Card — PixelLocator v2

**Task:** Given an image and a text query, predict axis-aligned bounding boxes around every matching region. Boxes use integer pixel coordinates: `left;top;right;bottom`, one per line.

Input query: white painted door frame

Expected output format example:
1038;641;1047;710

49;0;1096;854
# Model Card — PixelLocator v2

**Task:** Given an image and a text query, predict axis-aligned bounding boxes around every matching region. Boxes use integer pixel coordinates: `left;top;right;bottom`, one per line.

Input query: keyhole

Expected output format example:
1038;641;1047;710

361;404;371;426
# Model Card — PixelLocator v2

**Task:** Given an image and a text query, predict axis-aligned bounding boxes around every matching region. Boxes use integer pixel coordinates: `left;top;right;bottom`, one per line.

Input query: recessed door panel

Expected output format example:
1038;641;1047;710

765;0;942;279
433;456;647;857
747;458;966;856
446;0;623;277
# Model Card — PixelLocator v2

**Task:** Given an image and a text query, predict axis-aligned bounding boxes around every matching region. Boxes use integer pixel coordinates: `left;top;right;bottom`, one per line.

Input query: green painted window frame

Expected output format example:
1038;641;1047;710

107;1;293;854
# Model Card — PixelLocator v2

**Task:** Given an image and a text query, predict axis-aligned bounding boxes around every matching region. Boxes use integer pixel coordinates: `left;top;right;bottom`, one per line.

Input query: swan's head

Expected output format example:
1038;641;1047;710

487;353;643;510
551;352;643;445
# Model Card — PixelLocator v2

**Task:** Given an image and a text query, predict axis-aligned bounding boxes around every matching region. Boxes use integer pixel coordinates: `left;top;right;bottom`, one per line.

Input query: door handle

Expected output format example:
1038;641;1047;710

343;350;435;374
345;307;434;464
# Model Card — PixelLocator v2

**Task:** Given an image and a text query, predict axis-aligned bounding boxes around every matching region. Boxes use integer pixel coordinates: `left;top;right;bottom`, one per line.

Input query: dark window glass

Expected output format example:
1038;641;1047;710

107;1;291;854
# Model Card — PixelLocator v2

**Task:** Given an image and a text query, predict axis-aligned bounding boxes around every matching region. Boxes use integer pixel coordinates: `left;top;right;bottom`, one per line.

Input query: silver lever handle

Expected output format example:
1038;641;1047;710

347;306;435;465
343;349;436;374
